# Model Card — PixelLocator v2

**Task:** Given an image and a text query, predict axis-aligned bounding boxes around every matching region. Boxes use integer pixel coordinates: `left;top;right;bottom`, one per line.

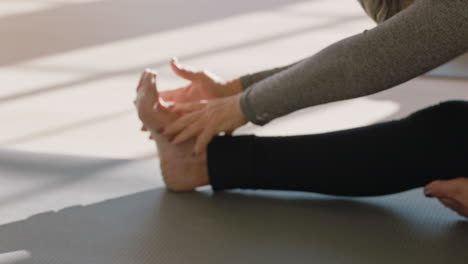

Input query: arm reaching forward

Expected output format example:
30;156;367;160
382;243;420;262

240;0;468;125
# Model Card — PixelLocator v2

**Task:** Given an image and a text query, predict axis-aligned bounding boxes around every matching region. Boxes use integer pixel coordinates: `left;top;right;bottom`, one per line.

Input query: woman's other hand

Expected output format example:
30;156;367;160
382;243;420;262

159;94;248;154
159;57;243;104
424;178;468;218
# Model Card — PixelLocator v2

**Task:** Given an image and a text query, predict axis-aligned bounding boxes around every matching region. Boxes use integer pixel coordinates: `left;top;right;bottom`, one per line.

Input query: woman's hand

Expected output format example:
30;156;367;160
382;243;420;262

159;57;243;104
424;177;468;218
159;94;248;154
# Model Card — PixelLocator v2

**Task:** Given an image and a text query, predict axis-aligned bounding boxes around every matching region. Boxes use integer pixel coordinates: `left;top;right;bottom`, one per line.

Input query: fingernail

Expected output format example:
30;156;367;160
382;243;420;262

424;189;433;198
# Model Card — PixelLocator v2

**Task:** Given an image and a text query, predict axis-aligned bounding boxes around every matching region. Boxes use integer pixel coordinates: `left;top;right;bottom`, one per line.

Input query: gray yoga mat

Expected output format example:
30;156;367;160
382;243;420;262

0;149;467;264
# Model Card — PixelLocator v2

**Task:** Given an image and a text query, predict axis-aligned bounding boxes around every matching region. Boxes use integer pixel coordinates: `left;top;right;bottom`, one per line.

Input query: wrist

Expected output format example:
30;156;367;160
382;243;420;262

233;93;248;124
223;79;244;97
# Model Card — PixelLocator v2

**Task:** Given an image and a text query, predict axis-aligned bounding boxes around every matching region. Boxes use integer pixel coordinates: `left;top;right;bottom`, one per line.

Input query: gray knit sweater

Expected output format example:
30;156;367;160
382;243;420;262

239;0;468;125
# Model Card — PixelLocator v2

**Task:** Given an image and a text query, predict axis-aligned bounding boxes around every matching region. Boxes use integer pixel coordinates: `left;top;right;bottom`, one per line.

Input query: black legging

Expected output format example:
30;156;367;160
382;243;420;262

207;100;468;196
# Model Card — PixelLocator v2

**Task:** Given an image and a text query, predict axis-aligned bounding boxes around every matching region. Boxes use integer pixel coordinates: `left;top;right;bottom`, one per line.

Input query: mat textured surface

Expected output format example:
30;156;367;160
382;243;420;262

0;150;467;264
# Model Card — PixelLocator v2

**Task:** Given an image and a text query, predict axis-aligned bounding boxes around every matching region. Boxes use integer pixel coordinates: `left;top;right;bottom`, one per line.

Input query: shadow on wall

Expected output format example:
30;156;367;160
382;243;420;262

0;0;311;67
0;187;467;264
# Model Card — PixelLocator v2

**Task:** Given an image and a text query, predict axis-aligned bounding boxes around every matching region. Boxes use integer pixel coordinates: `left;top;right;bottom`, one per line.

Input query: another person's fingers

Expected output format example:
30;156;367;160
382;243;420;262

439;197;462;212
424;179;461;199
439;197;468;217
171;120;204;144
160;112;201;136
170;58;198;81
194;126;216;155
427;178;468;218
170;101;207;114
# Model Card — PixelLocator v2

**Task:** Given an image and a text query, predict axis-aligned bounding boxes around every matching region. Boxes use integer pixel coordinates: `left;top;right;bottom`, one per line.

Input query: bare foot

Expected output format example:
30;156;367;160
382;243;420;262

135;70;210;192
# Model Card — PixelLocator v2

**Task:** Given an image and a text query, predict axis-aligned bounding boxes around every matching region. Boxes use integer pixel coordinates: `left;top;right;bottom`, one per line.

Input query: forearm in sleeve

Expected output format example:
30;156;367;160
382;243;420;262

240;0;468;125
239;60;303;90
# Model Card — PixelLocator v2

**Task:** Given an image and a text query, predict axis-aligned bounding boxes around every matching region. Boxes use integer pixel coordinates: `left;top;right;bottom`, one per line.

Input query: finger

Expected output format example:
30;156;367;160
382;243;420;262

149;134;154;140
438;198;466;217
141;125;148;131
172;120;204;144
171;102;206;114
160;88;186;102
161;87;192;103
425;179;461;200
439;197;462;211
161;112;200;136
171;58;198;80
194;126;216;154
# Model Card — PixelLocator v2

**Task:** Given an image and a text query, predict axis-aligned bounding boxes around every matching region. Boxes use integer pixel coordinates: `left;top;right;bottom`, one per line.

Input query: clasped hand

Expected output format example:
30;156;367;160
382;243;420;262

160;94;247;155
148;58;247;155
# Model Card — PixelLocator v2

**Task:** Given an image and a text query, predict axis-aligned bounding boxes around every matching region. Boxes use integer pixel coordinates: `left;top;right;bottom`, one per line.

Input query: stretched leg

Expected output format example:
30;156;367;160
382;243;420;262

208;101;468;196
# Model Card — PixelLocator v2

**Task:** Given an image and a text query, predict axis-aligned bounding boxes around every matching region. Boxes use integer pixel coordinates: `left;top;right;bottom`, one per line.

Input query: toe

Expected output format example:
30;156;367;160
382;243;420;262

136;71;160;119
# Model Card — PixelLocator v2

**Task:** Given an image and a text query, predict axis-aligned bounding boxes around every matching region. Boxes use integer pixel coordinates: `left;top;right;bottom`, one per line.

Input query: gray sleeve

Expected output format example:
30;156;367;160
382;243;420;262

239;60;303;90
240;0;468;125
